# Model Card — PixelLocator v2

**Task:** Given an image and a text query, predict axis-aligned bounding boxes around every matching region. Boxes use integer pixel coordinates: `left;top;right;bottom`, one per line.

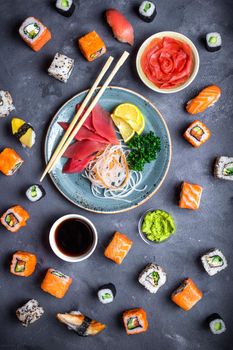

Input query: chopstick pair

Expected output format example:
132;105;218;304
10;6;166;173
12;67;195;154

40;51;129;182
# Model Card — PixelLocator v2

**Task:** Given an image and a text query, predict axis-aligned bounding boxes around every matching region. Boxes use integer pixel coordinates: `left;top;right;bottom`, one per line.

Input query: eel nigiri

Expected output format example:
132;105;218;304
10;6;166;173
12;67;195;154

186;85;221;114
57;311;106;336
106;9;134;46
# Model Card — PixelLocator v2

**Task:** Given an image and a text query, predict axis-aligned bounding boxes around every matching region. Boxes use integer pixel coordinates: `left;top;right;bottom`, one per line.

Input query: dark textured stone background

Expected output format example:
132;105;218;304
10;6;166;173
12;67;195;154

0;0;232;349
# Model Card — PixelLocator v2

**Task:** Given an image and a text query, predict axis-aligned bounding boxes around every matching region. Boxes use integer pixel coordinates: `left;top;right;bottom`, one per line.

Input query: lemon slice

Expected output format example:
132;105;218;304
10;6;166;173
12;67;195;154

114;103;141;123
126;112;145;135
111;115;135;142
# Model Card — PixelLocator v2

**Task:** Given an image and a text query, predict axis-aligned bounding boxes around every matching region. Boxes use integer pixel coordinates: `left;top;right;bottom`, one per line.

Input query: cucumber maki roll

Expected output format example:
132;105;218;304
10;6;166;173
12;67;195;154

26;184;46;202
139;1;157;22
207;313;226;335
206;32;222;52
97;283;116;304
55;0;75;17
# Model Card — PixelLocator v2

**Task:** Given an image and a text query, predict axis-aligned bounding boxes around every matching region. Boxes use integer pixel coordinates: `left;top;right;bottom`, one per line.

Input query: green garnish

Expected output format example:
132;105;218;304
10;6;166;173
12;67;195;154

151;271;160;285
61;0;69;8
214;322;222;331
127;131;160;171
209;36;217;44
102;293;111;300
31;186;37;198
223;166;233;176
144;3;151;12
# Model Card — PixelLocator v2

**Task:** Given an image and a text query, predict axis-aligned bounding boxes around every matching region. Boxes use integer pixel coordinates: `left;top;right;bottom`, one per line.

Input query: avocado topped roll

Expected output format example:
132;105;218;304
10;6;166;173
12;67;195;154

214;156;233;181
138;263;166;293
26;184;46;202
201;249;227;276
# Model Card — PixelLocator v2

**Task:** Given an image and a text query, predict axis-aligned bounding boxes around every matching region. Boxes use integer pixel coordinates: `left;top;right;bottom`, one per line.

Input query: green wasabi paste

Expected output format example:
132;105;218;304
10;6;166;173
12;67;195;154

141;210;176;242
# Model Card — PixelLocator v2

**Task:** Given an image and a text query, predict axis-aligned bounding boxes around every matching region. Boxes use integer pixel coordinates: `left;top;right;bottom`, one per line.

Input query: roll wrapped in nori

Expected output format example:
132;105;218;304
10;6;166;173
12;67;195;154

139;1;157;22
97;283;116;304
206;32;221;52
55;0;75;17
26;184;46;202
207;313;226;334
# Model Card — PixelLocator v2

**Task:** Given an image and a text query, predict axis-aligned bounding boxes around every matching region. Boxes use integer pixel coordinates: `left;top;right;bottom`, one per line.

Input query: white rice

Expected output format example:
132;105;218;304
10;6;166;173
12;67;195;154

138;263;167;293
201;249;227;276
48;53;74;83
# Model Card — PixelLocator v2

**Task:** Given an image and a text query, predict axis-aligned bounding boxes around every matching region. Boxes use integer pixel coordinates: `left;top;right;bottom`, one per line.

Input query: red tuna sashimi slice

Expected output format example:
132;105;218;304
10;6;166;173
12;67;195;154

63;155;95;174
92;104;119;145
64;140;108;160
106;9;134;46
58;122;109;144
76;104;95;132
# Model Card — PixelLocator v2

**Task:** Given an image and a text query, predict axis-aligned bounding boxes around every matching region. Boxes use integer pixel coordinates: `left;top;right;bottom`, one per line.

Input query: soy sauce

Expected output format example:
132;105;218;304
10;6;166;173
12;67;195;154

55;219;94;257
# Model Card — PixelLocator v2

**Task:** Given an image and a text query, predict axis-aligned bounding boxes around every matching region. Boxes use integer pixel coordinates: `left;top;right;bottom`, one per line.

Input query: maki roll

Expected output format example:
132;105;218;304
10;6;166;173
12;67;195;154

201;249;227;276
171;278;203;311
41;268;72;298
16;299;44;327
138;263;166;294
0;148;23;176
11;118;36;148
0;90;15;118
10;251;37;277
97;283;116;304
122;308;148;335
19;17;51;52
26;184;46;202
139;1;157;22
57;311;106;336
1;205;29;233
55;0;75;17
48;53;74;83
183;120;211;148
78;31;106;62
206;32;222;52
214;156;233;181
207;313;226;335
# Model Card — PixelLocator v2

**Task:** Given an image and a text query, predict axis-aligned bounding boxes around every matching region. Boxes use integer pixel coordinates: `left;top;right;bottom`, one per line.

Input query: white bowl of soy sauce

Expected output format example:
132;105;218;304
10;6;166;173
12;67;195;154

49;214;98;262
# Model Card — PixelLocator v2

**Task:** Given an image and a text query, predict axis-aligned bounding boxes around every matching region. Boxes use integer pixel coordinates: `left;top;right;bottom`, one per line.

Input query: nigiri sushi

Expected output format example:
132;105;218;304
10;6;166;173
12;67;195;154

11;118;36;148
104;231;133;264
179;182;203;210
186;85;221;114
57;311;106;336
106;9;134;46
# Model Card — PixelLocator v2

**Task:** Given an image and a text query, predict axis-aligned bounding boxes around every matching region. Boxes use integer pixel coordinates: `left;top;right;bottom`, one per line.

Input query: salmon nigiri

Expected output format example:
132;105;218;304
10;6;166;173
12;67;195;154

186;85;221;114
106;9;134;46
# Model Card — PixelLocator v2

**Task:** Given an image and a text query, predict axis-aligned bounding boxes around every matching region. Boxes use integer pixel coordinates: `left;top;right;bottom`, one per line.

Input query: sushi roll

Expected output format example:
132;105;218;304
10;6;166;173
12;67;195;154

57;311;106;336
0;90;15;118
41;268;72;298
48;53;74;83
10;251;37;277
55;0;75;17
1;205;29;233
104;231;133;265
139;1;157;22
122;308;148;335
26;184;46;202
16;299;44;327
0;148;23;176
183;120;211;148
179;182;203;210
78;31;106;62
97;283;116;304
138;263;166;294
201;249;227;276
207;313;226;335
171;278;203;311
11;118;36;148
214;156;233;181
19;17;51;52
206;33;222;52
186;85;221;114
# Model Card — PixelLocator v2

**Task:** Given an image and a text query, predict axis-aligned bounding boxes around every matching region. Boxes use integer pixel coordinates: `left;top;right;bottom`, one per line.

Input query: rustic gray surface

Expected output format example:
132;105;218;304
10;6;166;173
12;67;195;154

0;0;232;349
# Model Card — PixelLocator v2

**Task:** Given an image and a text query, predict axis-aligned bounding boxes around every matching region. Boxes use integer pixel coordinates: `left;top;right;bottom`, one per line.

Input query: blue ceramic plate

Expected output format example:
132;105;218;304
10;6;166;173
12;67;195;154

45;86;172;213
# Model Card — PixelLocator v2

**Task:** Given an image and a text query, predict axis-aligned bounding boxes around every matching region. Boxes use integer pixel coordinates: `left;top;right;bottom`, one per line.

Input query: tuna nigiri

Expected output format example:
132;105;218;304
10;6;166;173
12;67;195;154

106;9;134;46
186;85;221;114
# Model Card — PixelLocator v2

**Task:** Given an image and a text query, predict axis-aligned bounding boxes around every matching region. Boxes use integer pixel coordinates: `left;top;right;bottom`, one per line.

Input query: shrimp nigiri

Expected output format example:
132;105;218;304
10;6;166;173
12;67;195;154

106;9;134;46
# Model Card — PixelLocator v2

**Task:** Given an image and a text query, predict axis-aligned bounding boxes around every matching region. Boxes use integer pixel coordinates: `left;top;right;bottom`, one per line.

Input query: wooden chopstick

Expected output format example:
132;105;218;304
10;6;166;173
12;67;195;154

40;56;114;182
41;51;129;181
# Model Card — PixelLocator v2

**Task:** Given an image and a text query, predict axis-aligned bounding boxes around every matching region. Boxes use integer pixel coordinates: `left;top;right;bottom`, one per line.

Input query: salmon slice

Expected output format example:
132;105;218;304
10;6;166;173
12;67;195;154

171;278;203;311
186;85;221;114
104;231;133;264
179;182;203;210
